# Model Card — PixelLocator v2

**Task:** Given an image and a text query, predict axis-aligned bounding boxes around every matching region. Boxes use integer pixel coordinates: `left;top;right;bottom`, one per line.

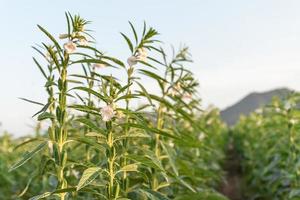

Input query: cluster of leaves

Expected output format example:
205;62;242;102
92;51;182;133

0;131;56;200
5;13;228;200
233;92;300;200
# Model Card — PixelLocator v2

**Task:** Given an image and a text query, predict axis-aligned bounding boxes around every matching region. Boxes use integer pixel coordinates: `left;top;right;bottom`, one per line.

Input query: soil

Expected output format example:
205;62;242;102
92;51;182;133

219;141;244;200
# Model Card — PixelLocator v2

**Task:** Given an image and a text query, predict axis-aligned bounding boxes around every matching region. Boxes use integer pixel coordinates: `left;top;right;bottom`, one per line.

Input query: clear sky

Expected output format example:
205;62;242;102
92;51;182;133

1;0;300;136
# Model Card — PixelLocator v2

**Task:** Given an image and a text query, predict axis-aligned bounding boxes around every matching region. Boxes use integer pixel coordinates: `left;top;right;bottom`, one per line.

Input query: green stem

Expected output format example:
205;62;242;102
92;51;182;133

121;66;133;192
56;54;69;200
152;102;164;190
107;121;116;199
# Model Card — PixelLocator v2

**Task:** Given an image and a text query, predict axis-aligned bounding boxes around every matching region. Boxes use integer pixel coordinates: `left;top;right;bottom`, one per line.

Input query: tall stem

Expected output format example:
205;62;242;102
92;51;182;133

107;121;116;199
152;101;164;190
121;66;133;192
56;53;69;200
47;67;56;141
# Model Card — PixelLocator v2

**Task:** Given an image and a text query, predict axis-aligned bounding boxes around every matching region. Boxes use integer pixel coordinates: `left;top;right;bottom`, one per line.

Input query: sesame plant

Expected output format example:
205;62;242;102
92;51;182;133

6;13;229;200
233;93;300;199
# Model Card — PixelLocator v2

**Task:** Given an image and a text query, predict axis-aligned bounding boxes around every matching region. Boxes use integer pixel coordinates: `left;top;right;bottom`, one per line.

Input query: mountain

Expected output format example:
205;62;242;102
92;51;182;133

221;88;293;126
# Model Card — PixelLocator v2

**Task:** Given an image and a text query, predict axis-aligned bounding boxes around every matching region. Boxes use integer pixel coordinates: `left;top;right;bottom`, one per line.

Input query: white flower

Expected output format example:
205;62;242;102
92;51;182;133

168;82;182;97
79;38;88;46
59;33;69;39
71;32;76;38
290;118;298;125
161;107;167;113
63;41;77;54
183;93;192;101
93;63;106;69
48;141;53;154
116;110;125;119
198;133;205;141
175;82;181;90
72;170;80;179
169;141;174;148
101;105;115;121
168;88;178;97
138;47;147;56
127;48;148;66
127;56;138;66
136;48;147;62
137;55;147;62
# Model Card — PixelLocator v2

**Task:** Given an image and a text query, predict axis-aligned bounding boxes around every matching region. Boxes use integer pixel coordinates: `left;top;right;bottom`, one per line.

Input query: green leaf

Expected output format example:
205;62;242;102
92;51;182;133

115;94;139;102
76;45;103;55
9;141;47;172
33;57;47;79
175;191;229;200
138;60;157;70
114;132;150;142
102;56;126;68
69;136;105;151
85;132;106;138
71;58;110;66
72;86;108;103
120;32;133;53
76;118;106;135
29;192;52;200
77;167;102;191
136;81;153;106
172;175;196;193
289;189;300;198
29;188;76;200
145;93;202;130
18;176;34;197
161;142;178;176
37;25;62;53
144;27;159;41
138;69;167;83
19;97;44;106
141;189;170;200
128;21;138;44
126;154;164;172
70;74;100;82
69;104;100;116
32;102;51;118
65;12;71;38
13;138;45;150
120;164;138;172
38;112;55;121
52;187;77;194
122;123;179;139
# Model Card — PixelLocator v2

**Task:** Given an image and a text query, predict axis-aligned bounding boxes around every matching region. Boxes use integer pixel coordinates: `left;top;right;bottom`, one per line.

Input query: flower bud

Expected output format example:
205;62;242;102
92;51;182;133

101;105;115;121
63;41;77;54
79;38;88;46
59;33;69;39
93;63;107;69
127;56;138;66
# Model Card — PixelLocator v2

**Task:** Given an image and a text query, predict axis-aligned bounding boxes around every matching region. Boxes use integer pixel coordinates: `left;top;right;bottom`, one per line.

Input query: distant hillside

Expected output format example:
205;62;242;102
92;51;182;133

221;88;293;126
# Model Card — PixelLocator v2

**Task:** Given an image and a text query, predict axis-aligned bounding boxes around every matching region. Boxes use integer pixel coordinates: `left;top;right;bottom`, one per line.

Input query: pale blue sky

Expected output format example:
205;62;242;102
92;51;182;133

1;0;300;136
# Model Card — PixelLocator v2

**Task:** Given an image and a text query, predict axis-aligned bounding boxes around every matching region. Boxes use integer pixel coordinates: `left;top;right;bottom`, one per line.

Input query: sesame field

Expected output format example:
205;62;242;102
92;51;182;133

1;12;300;200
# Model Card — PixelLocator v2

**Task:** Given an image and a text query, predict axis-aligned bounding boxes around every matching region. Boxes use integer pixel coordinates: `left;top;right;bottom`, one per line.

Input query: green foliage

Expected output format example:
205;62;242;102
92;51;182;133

0;13;228;200
234;92;300;200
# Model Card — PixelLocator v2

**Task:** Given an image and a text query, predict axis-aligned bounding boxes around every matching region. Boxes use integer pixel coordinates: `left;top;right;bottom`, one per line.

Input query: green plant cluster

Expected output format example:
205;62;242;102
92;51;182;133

234;93;300;200
2;13;228;200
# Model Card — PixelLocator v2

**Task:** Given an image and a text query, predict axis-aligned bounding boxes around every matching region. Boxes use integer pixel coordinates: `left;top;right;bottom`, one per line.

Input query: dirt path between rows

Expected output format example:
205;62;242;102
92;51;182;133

219;140;244;200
